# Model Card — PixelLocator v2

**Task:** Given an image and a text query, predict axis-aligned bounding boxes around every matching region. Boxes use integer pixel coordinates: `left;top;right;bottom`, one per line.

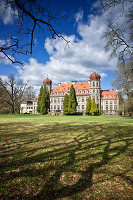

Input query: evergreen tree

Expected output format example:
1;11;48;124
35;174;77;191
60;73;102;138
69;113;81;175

37;85;50;115
90;98;98;115
63;94;69;115
68;85;77;115
86;96;92;115
37;86;43;113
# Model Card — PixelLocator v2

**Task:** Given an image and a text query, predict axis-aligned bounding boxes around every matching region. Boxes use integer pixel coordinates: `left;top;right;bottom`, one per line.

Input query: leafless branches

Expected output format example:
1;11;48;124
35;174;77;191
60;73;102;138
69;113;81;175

101;0;133;61
103;24;133;61
0;0;68;65
0;74;27;114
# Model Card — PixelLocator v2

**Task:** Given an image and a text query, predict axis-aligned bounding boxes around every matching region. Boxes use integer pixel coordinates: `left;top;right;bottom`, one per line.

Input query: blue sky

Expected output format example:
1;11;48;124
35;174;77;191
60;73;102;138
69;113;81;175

0;0;118;94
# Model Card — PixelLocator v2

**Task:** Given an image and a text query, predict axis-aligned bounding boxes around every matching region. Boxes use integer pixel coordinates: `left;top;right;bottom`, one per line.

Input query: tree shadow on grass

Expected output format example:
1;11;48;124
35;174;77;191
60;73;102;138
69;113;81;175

0;122;133;199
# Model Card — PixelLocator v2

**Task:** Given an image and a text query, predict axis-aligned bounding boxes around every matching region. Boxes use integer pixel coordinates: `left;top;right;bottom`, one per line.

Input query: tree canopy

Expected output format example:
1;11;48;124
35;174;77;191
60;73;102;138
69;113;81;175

37;85;50;115
68;85;77;115
63;94;69;115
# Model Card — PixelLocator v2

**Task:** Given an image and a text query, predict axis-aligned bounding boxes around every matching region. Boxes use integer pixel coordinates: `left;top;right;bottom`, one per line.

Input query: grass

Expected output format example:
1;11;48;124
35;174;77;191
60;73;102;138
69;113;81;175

0;114;133;200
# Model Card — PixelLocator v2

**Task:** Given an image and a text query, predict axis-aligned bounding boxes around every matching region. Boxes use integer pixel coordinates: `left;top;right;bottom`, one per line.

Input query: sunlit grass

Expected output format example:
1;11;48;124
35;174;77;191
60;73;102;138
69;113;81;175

0;114;133;199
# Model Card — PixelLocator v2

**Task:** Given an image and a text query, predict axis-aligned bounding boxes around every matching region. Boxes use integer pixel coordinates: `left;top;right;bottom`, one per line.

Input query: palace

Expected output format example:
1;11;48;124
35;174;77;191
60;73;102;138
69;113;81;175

20;72;119;115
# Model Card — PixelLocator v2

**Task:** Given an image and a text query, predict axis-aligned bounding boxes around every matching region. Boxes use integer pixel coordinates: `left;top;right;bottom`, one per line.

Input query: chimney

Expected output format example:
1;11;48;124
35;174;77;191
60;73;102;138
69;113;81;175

58;83;61;86
79;81;82;83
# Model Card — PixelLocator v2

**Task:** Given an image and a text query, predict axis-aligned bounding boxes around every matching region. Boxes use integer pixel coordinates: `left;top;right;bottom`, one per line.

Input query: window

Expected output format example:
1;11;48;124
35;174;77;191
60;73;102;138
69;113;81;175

93;89;95;93
114;100;117;104
110;105;113;110
62;91;64;95
67;90;70;94
78;90;80;94
58;98;60;103
61;105;63;110
97;96;99;100
114;95;117;98
106;95;108;98
77;105;80;110
114;105;117;110
50;99;53;103
110;100;112;104
82;90;85;94
54;105;56;110
106;101;108;104
61;98;64;102
106;106;108;111
58;92;60;95
51;105;52;110
96;82;99;87
82;98;84;102
57;105;60;111
55;92;57;95
82;105;84;110
110;95;112;98
93;82;95;87
78;97;80;102
54;99;56;103
86;90;89;93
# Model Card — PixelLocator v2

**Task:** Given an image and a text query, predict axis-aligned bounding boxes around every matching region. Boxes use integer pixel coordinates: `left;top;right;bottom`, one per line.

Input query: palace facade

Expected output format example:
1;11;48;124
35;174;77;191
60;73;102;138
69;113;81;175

20;72;119;115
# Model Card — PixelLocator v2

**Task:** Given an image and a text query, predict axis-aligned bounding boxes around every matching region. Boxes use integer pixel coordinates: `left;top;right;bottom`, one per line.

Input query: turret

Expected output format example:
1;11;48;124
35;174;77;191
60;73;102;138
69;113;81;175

43;77;52;94
89;72;101;109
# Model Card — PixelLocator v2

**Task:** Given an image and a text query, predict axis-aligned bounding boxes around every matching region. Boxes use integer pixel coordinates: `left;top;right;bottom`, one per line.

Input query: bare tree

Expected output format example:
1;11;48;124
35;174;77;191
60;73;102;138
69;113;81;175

101;0;133;61
0;74;27;114
0;0;68;65
22;86;35;100
112;61;133;114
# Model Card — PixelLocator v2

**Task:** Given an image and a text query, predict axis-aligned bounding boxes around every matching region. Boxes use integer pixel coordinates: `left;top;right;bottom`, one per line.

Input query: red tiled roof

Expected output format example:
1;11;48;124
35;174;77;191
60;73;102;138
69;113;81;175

101;90;119;99
51;82;90;96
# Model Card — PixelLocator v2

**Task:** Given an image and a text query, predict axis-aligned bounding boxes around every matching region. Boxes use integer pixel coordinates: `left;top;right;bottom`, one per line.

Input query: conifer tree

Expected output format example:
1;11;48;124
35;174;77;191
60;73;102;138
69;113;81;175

37;85;50;114
37;86;43;113
68;85;77;115
63;94;69;115
90;98;98;115
40;91;47;115
86;96;92;115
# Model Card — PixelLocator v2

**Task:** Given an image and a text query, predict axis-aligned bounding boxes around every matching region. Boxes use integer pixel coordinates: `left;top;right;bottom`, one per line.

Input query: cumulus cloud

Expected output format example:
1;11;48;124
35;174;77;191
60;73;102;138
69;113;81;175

0;75;9;83
75;9;83;23
17;12;117;94
0;0;18;25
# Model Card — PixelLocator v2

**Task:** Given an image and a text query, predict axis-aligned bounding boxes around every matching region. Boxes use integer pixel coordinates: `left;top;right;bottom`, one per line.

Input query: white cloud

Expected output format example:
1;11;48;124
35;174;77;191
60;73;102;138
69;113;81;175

0;75;9;83
0;53;14;64
17;12;117;94
0;0;18;25
75;9;83;23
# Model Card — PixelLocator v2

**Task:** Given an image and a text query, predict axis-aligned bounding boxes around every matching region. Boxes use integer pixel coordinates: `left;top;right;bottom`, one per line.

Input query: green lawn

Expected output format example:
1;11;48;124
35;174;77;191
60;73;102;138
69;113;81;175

0;115;133;199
